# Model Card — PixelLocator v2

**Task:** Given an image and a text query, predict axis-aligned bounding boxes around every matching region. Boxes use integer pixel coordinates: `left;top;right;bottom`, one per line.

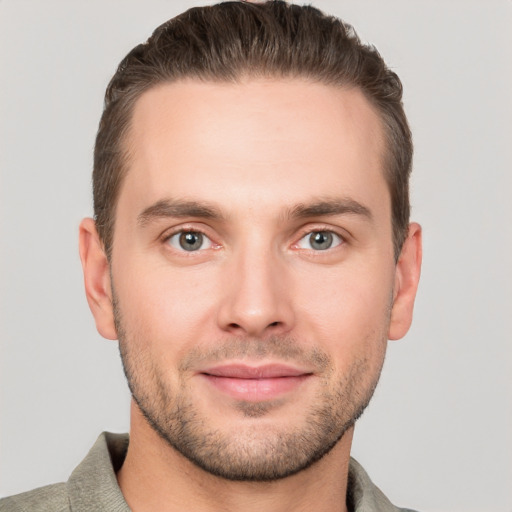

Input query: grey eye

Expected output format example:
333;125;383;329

310;232;333;250
180;232;203;251
297;231;343;251
168;231;212;252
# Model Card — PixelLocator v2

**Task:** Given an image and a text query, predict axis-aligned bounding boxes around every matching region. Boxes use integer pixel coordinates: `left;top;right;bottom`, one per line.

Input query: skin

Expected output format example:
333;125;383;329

79;78;422;512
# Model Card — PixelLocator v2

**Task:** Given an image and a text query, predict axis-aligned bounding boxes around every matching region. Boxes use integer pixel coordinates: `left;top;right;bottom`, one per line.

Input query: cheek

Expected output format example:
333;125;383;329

112;256;220;352
295;262;393;359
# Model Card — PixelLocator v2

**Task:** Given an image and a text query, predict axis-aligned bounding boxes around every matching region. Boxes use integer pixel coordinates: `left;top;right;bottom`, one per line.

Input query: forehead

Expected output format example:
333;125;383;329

120;78;388;218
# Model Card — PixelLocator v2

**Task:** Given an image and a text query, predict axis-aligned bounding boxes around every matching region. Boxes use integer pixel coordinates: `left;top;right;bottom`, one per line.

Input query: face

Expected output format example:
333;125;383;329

86;79;417;481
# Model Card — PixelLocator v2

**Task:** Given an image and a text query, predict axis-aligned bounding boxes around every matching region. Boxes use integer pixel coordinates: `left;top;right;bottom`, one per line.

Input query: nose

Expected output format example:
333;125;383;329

216;243;295;337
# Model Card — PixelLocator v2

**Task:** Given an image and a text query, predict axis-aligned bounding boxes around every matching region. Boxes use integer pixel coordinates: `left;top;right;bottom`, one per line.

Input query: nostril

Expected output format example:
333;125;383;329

226;321;280;332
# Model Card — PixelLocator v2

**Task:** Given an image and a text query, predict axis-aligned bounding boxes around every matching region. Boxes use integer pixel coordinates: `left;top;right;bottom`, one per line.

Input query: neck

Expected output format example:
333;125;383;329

117;401;352;512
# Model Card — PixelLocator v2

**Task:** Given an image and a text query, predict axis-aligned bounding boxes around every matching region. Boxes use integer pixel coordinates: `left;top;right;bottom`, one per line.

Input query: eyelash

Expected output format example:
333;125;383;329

162;227;216;251
293;227;346;251
161;224;346;255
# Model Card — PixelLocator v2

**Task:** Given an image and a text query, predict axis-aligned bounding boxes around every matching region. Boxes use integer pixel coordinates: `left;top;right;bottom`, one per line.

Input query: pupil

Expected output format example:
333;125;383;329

311;231;332;250
179;232;202;251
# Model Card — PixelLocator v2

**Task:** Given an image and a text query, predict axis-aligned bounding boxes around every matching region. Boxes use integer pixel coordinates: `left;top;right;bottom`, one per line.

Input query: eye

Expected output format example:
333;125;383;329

167;231;213;252
296;231;343;251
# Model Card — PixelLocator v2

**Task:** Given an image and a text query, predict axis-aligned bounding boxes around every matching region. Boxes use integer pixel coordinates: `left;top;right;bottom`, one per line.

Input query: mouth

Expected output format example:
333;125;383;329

199;363;313;401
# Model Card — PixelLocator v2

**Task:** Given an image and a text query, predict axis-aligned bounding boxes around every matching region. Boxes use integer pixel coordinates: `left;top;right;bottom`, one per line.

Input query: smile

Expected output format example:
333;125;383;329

199;364;313;401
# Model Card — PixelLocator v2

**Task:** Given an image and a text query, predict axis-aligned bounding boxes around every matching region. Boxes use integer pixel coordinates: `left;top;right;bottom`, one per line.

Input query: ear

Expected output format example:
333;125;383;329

79;218;117;340
388;222;422;340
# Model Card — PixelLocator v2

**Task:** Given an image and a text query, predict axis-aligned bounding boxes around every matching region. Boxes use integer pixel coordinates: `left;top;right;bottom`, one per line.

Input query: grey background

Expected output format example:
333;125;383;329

1;1;511;511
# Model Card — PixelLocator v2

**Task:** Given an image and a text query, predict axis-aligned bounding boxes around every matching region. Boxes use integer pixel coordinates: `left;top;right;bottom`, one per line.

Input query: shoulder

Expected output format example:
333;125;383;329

0;483;69;512
348;458;419;512
0;432;129;512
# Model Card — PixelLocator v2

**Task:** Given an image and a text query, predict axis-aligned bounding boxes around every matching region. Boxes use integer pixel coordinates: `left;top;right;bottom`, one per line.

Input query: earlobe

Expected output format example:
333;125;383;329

78;218;117;340
388;222;422;341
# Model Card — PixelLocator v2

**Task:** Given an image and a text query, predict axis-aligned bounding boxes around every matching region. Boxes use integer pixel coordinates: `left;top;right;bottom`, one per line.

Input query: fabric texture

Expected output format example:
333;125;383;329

0;432;417;511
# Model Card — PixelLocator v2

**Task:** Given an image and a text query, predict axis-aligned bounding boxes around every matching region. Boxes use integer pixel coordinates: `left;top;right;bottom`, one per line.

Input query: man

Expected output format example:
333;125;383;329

0;1;422;511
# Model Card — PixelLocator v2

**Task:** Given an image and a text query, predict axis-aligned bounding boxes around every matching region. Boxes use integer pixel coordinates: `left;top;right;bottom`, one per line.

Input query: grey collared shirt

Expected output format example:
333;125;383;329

0;432;417;511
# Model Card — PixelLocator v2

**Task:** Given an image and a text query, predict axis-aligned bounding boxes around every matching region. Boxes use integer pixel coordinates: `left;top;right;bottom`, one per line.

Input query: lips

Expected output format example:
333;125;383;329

202;363;309;379
199;363;312;401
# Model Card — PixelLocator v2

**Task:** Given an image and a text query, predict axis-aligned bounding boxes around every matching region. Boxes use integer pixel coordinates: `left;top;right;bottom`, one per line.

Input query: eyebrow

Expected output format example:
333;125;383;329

287;198;373;221
137;199;224;227
137;196;372;227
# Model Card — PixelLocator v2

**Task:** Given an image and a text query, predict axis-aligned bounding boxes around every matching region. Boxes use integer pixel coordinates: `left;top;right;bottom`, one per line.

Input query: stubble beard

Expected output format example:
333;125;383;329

114;299;387;482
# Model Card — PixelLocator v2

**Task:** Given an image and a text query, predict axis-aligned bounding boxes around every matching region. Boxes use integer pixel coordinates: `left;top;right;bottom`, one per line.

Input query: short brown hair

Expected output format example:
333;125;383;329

93;0;412;259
